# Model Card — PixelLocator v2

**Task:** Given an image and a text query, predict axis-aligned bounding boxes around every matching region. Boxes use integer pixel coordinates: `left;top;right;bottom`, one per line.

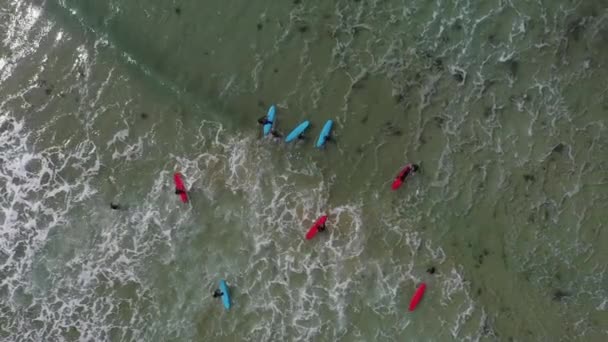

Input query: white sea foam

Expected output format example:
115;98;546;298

0;2;52;85
1;0;606;340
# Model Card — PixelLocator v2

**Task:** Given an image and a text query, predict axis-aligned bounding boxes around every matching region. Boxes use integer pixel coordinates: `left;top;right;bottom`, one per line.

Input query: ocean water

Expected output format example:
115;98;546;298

1;0;607;341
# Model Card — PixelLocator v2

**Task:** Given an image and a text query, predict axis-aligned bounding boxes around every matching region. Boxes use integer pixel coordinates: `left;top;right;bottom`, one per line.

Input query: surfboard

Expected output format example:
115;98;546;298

306;215;328;240
263;105;276;136
285;120;310;142
408;283;426;311
219;279;231;310
391;164;413;191
173;172;189;203
315;120;333;148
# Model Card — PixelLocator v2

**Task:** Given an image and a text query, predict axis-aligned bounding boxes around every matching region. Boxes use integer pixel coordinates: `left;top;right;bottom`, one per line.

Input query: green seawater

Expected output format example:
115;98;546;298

0;0;607;341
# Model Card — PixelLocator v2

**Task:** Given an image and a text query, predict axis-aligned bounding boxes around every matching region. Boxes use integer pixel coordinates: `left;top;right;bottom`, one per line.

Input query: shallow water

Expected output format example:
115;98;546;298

1;0;607;341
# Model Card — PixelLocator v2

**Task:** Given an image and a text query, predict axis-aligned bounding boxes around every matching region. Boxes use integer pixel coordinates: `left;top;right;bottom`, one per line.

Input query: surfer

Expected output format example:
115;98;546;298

213;289;224;298
110;203;120;210
392;163;420;190
257;116;273;125
400;163;420;181
175;189;186;195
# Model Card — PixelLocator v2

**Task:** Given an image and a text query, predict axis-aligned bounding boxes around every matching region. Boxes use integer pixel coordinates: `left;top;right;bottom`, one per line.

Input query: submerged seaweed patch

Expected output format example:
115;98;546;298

508;60;519;76
567;18;585;42
552;143;565;153
394;93;405;104
433;116;445;127
552;289;571;302
433;58;443;71
483;107;492;117
382;121;402;136
452;70;464;83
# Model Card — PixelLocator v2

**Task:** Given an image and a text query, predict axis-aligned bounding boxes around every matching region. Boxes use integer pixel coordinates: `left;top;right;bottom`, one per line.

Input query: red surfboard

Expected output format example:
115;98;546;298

305;215;328;240
408;283;427;311
173;172;189;203
391;164;414;190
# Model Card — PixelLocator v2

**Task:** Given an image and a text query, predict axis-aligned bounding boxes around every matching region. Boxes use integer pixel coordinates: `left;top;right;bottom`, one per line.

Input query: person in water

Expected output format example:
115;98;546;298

400;163;420;181
110;203;120;210
318;223;327;232
257;116;272;125
213;289;224;298
175;189;186;195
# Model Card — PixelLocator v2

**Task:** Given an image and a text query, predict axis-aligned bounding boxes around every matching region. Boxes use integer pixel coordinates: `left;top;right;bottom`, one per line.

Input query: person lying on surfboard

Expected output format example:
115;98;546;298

392;163;420;190
213;289;224;298
399;164;419;182
257;116;273;125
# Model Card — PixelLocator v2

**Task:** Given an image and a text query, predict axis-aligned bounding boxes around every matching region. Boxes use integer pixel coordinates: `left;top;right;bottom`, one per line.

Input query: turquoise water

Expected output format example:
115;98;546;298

1;0;607;341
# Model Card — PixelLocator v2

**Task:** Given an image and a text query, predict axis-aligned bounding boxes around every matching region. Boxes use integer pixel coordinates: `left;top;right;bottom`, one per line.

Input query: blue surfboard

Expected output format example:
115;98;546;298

285;120;310;142
219;279;231;310
315;120;333;148
263;105;276;136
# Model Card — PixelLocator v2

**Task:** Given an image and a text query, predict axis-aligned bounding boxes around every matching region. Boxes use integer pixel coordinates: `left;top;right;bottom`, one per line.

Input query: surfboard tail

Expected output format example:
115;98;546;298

305;226;318;240
391;178;403;190
408;283;427;311
219;280;231;310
